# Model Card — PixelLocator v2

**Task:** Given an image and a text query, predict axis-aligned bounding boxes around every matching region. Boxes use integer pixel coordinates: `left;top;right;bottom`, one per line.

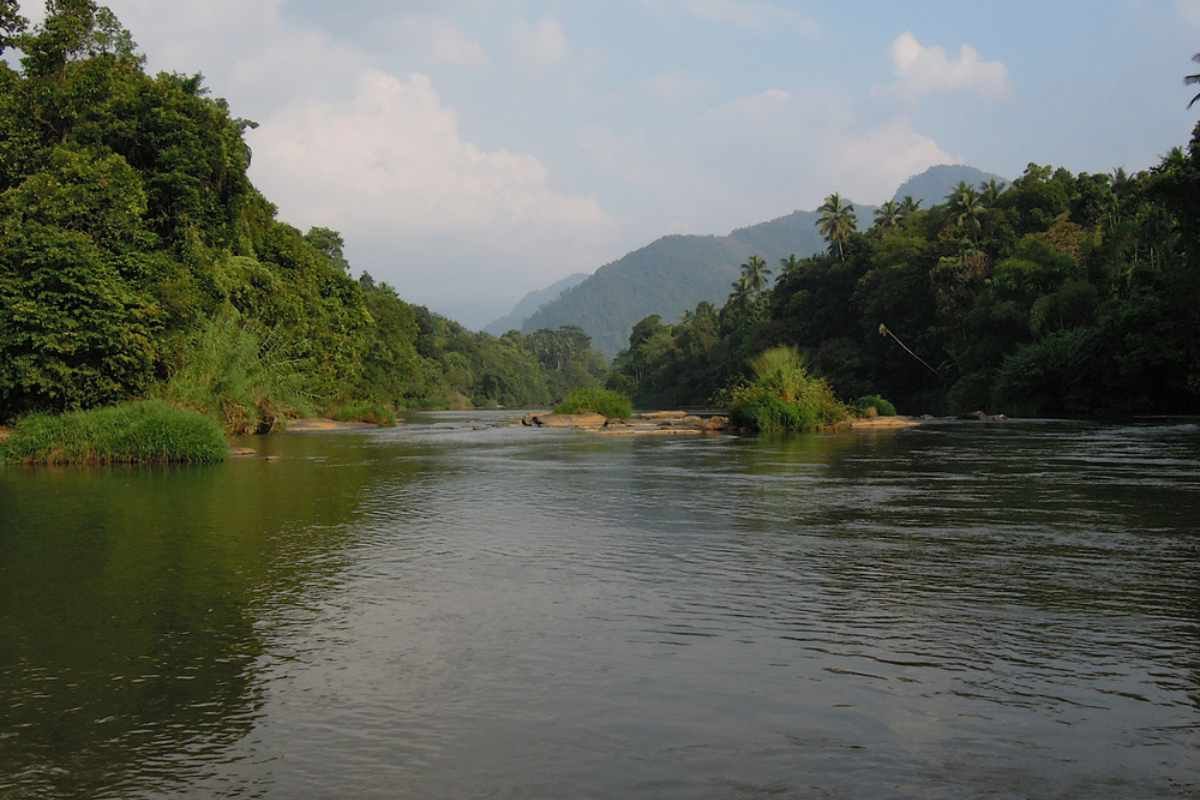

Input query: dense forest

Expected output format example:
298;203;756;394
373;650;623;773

609;119;1200;417
0;1;606;431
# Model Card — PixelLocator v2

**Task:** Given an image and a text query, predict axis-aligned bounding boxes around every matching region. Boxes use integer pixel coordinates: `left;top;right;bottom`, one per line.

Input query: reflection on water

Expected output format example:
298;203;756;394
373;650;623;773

1;414;1197;798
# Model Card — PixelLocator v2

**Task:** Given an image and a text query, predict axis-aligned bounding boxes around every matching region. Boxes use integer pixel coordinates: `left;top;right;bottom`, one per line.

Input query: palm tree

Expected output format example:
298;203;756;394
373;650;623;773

873;200;901;230
979;178;1005;206
739;255;771;293
778;253;802;277
948;183;984;238
1187;52;1200;109
817;193;857;260
898;195;923;218
729;273;751;304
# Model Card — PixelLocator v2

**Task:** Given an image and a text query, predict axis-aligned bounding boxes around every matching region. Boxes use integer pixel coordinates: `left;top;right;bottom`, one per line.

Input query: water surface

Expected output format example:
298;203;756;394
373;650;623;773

2;414;1198;798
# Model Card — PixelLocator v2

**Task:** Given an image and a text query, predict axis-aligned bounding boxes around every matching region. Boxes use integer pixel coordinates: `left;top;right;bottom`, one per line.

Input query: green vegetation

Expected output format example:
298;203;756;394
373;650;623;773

555;387;633;419
611;82;1200;418
0;2;606;438
727;347;848;433
1;401;227;464
327;401;398;427
855;395;897;418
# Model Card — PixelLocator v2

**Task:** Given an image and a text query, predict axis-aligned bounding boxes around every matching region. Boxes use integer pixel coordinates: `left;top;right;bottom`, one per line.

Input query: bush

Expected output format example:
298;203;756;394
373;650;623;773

555;387;633;419
728;346;849;433
155;308;314;435
326;401;397;426
855;394;897;417
2;401;227;465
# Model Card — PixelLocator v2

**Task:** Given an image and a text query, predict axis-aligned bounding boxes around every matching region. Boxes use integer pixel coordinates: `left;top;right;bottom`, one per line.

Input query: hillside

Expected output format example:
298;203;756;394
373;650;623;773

893;165;1007;206
484;273;588;335
522;205;875;355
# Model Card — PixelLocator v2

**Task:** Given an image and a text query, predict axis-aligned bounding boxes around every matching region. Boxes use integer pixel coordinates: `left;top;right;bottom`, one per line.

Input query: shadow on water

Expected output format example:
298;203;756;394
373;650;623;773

0;433;433;799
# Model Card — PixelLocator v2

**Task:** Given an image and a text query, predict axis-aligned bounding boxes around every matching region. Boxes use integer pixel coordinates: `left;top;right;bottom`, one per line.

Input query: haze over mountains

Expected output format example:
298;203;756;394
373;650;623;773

497;164;1005;355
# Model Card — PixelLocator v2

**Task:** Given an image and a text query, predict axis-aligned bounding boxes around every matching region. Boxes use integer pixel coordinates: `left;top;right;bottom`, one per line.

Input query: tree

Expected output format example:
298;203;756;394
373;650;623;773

948;182;985;238
0;0;26;55
1187;52;1200;109
739;255;771;293
979;178;1006;205
899;195;923;218
873;200;901;230
817;193;857;260
778;254;802;278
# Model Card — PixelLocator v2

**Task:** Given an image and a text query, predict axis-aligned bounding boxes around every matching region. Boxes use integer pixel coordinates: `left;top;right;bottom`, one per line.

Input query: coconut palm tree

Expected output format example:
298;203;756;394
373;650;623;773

729;273;751;304
778;253;802;278
979;178;1005;206
873;200;902;229
1187;52;1200;109
739;255;771;293
898;195;923;218
948;183;985;238
817;193;857;259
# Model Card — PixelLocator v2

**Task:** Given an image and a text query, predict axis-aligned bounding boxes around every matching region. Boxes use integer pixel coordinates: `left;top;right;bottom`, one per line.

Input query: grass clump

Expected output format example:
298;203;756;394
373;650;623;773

555;387;633;419
156;309;315;435
327;400;398;426
855;394;897;418
728;346;849;433
2;401;227;465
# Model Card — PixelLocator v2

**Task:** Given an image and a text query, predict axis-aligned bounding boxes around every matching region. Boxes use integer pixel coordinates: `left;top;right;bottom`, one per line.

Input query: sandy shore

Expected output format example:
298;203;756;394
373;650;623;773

284;418;381;432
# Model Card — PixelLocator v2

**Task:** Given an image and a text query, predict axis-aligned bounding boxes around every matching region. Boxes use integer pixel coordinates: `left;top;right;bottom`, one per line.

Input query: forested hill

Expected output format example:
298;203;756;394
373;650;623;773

0;3;608;427
484;272;588;336
525;171;994;355
892;165;1008;206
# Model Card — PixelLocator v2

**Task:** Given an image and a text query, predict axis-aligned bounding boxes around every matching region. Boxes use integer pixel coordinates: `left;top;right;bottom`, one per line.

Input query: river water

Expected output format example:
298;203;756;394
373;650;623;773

1;414;1197;798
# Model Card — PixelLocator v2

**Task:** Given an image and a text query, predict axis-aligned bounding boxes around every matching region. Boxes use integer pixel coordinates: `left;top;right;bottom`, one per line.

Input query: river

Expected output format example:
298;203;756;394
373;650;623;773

1;414;1197;798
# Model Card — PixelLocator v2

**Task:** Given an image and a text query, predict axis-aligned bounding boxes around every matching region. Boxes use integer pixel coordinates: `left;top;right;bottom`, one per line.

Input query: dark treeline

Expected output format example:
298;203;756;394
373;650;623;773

610;118;1200;417
0;2;605;430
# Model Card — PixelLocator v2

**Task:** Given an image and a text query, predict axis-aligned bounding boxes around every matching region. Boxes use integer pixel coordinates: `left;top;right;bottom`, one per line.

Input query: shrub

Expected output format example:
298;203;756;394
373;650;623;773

555;387;633;419
326;401;397;426
855;394;897;417
155;308;314;435
2;401;227;465
728;346;849;433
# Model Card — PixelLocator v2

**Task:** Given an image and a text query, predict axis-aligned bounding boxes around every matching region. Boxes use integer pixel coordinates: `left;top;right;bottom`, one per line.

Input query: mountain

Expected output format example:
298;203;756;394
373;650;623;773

484;272;588;335
522;206;874;355
892;164;1008;207
524;165;1003;356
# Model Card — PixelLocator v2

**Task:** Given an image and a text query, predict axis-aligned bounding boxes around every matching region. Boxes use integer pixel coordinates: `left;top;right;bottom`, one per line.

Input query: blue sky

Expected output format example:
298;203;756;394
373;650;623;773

15;1;1200;326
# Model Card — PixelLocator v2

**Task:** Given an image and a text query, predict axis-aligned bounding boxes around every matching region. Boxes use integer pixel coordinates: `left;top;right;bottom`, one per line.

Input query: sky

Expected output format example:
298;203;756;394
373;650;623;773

14;0;1200;327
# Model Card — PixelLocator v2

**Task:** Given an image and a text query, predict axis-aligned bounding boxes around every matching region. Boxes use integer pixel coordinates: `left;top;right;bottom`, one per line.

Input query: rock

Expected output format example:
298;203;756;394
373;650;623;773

958;410;987;421
527;413;607;429
638;411;689;421
702;416;730;431
229;447;257;457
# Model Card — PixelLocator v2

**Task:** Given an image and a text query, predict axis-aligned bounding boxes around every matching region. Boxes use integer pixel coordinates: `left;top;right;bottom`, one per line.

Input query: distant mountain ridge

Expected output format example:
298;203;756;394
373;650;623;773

522;164;1006;356
483;272;588;335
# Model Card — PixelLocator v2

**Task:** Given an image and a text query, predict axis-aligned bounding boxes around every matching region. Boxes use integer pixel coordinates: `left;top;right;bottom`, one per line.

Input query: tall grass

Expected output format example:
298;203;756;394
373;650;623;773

1;401;227;465
728;346;848;433
326;400;398;426
855;394;897;417
156;309;314;435
555;387;633;419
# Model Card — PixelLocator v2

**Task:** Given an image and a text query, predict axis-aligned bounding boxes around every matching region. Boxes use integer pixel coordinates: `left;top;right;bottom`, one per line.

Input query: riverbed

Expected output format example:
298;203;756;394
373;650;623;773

1;413;1197;798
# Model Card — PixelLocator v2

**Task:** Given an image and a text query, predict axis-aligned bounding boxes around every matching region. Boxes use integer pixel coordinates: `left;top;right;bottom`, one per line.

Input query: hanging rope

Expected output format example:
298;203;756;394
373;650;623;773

879;324;940;378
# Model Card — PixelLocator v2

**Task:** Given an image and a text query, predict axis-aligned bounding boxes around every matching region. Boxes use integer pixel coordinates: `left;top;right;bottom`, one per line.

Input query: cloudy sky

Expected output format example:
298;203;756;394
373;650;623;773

15;0;1200;326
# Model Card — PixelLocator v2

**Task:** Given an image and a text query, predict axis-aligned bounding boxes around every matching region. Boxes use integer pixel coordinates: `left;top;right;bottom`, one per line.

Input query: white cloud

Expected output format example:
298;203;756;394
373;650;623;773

510;18;568;66
1179;0;1200;26
675;0;818;35
250;70;610;240
834;119;961;202
429;20;487;65
885;32;1011;98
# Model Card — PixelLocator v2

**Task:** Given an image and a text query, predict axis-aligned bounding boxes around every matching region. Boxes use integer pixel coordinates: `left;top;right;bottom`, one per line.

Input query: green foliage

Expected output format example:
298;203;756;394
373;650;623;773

0;3;607;429
855;395;897;417
555;387;632;419
154;309;313;435
326;401;397;427
614;133;1200;418
728;347;849;433
2;400;226;464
